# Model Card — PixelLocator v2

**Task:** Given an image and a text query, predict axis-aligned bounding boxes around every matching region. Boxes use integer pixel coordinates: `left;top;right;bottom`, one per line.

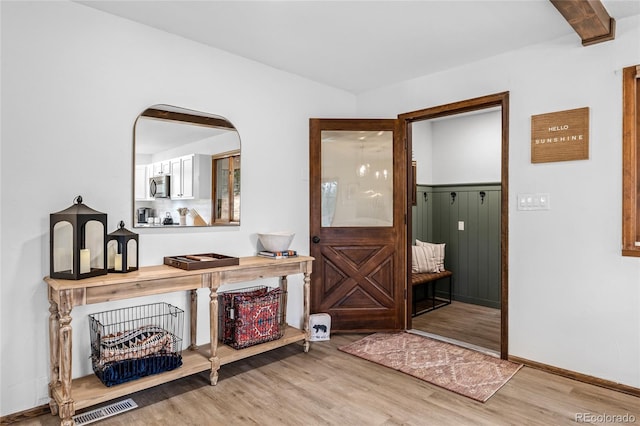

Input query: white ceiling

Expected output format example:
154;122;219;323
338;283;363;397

77;0;640;94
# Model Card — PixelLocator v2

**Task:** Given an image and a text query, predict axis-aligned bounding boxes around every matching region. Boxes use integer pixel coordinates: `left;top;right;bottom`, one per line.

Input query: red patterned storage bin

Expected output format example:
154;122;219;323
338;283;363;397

219;286;284;349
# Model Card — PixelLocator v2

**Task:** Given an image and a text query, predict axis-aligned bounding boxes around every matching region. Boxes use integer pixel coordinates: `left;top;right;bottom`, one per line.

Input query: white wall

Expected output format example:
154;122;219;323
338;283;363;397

431;110;501;184
357;16;640;388
413;110;501;185
412;120;433;184
0;1;356;415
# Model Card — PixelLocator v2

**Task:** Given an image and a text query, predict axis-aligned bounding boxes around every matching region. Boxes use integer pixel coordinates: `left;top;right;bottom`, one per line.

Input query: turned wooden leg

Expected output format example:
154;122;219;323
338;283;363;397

58;290;75;425
303;271;311;353
48;298;60;416
209;287;220;385
189;289;198;350
280;275;288;327
209;356;221;386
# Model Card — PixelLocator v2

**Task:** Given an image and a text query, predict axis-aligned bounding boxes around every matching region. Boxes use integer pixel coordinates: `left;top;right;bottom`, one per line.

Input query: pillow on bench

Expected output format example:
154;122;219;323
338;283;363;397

411;245;439;273
416;240;446;272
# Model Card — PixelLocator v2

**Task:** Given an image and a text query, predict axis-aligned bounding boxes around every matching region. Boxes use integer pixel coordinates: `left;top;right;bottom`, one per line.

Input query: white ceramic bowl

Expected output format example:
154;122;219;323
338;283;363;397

258;232;295;252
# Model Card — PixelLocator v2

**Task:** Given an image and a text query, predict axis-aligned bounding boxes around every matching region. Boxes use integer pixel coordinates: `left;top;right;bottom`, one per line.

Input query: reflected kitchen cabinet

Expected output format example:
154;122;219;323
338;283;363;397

170;154;211;200
134;164;153;201
152;160;171;176
170;155;191;199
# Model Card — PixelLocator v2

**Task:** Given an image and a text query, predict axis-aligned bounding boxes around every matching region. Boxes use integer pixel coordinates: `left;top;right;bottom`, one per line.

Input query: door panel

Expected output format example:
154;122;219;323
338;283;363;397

310;119;406;332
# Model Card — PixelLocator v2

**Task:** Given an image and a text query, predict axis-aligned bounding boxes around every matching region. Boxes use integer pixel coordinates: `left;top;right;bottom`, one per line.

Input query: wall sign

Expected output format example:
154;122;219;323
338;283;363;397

531;107;589;163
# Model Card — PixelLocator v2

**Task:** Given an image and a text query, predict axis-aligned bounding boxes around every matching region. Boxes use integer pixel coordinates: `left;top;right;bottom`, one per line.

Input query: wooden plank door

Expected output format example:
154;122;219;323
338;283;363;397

309;119;406;332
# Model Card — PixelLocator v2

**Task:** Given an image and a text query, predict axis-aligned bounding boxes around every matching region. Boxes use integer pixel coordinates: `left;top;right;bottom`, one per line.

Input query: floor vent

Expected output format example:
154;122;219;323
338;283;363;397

72;398;138;425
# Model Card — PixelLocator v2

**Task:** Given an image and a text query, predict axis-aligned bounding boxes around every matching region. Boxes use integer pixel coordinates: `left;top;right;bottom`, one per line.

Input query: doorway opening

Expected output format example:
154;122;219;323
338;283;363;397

400;92;509;359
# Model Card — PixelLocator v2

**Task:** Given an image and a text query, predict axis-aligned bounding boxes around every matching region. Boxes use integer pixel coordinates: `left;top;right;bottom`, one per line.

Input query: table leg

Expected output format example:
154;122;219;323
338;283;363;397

58;290;74;426
303;271;311;353
209;287;220;385
280;275;288;327
189;289;198;350
48;298;59;416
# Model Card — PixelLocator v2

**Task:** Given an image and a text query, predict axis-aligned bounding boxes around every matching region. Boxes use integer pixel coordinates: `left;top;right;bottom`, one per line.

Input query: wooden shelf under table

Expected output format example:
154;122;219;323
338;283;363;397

52;326;306;411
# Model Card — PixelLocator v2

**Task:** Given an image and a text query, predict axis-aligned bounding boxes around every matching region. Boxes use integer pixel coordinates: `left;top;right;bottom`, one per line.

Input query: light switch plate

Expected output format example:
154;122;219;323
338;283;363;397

517;193;550;210
458;221;465;231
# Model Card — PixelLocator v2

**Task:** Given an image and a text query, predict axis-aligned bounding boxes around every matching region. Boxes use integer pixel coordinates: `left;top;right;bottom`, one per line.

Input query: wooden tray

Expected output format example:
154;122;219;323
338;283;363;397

164;253;239;270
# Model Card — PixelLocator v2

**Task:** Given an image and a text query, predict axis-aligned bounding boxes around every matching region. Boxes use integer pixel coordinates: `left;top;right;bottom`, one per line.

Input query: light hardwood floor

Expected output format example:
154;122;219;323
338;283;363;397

411;301;501;353
13;334;639;426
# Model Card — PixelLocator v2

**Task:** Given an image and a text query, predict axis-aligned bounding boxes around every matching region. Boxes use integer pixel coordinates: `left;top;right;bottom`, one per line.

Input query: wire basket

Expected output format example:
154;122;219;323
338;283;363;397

89;302;184;387
218;286;284;349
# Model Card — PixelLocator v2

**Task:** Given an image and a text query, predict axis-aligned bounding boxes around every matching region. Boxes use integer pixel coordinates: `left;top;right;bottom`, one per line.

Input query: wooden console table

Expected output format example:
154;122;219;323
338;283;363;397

44;255;313;426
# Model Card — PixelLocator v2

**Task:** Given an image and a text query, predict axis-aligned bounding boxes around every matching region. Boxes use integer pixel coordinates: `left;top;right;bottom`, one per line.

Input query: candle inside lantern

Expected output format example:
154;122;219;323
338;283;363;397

53;248;70;273
114;253;122;272
80;248;91;274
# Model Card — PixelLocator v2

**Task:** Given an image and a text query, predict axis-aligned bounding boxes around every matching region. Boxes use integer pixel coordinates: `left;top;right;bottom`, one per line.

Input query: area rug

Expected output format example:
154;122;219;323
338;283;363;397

338;332;522;402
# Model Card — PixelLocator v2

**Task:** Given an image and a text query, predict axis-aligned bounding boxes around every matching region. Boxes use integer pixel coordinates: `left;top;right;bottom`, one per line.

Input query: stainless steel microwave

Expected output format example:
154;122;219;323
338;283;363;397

149;175;170;198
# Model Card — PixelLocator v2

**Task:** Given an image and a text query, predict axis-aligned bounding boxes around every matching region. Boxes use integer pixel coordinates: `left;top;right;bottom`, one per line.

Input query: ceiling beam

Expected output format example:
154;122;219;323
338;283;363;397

550;0;615;46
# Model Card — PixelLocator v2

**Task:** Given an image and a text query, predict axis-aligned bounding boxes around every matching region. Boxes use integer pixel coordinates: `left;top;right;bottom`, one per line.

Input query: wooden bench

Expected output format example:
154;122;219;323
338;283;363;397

411;270;453;317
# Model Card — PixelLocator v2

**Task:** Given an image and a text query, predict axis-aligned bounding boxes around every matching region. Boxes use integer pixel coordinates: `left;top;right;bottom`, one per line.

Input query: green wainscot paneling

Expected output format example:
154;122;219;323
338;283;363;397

411;184;501;308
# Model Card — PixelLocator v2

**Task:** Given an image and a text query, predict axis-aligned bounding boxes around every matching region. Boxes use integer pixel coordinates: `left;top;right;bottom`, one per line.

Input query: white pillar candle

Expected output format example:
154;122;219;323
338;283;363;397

80;248;91;274
54;248;65;272
114;253;122;272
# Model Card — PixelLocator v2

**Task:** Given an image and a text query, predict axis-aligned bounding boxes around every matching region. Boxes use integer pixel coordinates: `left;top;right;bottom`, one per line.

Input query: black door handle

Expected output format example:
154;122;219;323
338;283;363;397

312;236;321;244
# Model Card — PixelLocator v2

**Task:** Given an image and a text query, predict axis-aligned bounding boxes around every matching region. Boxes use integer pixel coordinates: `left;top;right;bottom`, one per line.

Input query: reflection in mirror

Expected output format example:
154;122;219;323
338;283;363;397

213;153;241;224
133;104;241;228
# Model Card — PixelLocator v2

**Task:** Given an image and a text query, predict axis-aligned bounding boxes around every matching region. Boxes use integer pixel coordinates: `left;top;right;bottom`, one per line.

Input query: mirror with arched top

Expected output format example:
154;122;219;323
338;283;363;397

133;104;241;228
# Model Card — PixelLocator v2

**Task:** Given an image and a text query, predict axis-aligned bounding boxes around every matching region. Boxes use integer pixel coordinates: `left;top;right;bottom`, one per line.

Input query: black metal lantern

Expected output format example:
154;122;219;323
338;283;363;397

49;195;107;280
106;221;138;273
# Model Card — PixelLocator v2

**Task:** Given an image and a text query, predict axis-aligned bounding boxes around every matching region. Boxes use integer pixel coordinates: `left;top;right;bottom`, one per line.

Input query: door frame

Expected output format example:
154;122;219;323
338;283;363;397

399;91;509;359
